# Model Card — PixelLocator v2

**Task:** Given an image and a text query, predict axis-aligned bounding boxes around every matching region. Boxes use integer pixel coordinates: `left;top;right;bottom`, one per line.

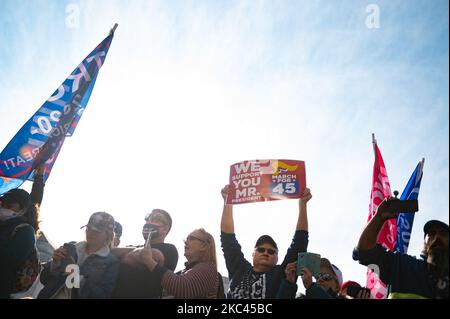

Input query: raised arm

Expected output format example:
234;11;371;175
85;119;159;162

296;187;312;231
220;184;234;234
111;247;135;260
30;163;46;205
357;197;398;251
280;188;312;267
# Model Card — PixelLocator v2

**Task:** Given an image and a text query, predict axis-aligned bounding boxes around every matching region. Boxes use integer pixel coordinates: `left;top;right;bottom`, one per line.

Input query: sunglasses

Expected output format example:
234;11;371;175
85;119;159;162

255;247;277;255
317;273;335;281
184;235;207;244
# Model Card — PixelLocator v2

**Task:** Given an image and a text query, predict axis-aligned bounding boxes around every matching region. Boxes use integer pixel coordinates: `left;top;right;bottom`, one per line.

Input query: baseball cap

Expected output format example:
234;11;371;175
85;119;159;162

423;220;449;237
81;212;115;233
254;235;278;250
320;258;343;286
0;188;31;210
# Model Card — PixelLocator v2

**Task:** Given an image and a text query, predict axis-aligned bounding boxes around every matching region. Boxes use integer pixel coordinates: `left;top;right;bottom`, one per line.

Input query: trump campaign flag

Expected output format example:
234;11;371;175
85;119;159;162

395;159;425;254
366;134;395;299
0;24;117;195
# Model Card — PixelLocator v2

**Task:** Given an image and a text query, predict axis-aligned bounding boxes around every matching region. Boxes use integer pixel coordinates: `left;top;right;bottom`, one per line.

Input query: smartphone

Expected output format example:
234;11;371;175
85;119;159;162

384;199;418;213
63;243;78;261
296;252;321;277
346;285;370;298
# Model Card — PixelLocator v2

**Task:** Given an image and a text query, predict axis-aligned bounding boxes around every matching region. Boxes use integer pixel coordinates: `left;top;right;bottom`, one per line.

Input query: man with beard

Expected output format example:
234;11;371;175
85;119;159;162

353;198;449;299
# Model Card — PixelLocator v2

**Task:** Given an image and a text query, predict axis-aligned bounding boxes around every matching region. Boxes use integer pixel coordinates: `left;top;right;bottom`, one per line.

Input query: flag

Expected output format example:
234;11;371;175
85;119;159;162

366;134;395;299
395;159;425;254
0;24;117;195
0;176;24;195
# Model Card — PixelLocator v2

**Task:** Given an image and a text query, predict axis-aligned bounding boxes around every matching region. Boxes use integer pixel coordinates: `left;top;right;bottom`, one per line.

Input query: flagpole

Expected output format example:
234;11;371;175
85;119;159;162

372;133;377;155
110;23;118;35
418;158;425;181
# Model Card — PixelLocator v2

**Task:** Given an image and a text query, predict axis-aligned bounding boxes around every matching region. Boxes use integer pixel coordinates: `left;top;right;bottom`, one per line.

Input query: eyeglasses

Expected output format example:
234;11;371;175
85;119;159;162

184;235;207;243
255;247;277;255
317;273;335;281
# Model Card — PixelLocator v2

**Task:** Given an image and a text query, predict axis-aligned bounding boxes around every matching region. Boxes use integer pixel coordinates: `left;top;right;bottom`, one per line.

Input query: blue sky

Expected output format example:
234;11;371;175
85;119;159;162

1;0;448;292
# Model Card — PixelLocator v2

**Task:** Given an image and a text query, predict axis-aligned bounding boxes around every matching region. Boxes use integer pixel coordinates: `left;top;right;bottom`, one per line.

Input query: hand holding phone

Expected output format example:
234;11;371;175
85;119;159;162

384;199;418;213
346;285;371;299
296;252;321;277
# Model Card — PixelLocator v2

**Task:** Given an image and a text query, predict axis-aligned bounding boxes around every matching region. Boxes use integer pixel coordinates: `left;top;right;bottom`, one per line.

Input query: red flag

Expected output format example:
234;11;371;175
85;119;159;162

366;134;396;299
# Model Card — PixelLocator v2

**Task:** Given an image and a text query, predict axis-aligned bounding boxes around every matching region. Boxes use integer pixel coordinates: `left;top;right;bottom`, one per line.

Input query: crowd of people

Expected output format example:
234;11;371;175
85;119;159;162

0;178;448;299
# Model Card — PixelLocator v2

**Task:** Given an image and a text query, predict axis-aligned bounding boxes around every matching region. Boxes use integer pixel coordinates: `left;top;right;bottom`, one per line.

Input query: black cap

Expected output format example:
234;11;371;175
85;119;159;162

80;212;115;233
423;220;449;237
0;189;31;210
254;235;278;250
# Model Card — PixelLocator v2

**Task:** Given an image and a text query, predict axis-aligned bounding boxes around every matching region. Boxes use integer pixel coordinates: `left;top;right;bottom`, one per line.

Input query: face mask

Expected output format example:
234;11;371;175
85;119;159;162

0;207;19;221
142;224;160;240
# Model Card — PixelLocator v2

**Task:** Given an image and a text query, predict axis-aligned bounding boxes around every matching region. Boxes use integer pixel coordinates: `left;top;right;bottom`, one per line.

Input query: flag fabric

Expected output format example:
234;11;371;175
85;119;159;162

0;25;117;195
366;134;395;299
0;176;24;195
395;159;425;254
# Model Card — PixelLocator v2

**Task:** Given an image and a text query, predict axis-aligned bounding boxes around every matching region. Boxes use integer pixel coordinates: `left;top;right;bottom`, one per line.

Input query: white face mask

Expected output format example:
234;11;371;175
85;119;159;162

0;207;19;221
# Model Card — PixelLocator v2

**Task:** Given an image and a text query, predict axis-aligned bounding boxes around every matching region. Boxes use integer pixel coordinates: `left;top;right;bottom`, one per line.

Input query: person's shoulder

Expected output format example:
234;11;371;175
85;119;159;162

157;242;178;252
161;242;177;248
107;251;120;263
11;221;35;238
197;261;216;269
398;252;427;267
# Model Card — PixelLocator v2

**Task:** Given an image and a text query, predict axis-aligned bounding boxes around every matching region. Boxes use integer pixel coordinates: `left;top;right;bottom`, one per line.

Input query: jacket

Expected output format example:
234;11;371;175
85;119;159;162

221;230;309;299
353;244;449;299
38;241;119;299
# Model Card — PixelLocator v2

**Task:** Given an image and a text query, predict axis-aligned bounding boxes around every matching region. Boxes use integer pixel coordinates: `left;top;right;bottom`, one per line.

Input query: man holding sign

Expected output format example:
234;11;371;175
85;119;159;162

220;180;311;299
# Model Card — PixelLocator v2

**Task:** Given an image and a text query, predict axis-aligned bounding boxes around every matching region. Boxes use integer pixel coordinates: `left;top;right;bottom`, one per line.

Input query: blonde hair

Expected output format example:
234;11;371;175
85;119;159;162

195;228;217;270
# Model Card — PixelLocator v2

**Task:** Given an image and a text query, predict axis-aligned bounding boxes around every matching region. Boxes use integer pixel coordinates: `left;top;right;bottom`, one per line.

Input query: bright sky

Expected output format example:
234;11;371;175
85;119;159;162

1;0;448;291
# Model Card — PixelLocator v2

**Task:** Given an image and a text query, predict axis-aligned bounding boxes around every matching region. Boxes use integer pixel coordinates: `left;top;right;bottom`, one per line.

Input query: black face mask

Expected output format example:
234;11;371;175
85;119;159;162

142;224;159;240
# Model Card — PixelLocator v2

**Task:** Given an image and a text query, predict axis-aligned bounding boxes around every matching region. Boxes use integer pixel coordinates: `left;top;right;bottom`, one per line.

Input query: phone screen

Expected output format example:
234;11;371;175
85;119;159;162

346;285;362;298
346;285;370;298
296;252;321;277
385;199;418;213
